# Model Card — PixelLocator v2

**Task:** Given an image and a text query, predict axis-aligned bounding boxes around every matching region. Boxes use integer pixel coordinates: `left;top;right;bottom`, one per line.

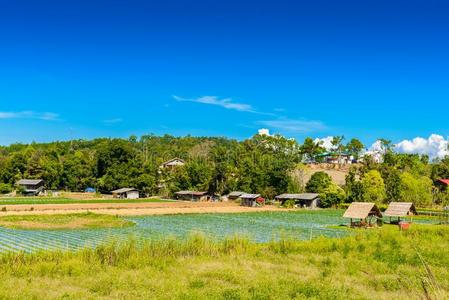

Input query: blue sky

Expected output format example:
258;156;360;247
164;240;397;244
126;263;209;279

1;0;448;147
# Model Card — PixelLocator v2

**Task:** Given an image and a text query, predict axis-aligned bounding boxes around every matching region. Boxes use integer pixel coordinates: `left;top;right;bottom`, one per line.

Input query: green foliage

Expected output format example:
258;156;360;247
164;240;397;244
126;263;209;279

399;172;433;207
283;199;296;208
320;184;346;208
0;134;300;199
306;172;332;193
0;183;12;194
361;170;386;203
299;137;325;162
346;138;364;159
344;168;363;203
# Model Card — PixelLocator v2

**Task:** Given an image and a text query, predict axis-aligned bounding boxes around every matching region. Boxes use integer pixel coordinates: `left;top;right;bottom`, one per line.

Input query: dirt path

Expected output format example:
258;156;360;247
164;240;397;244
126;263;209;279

0;201;286;216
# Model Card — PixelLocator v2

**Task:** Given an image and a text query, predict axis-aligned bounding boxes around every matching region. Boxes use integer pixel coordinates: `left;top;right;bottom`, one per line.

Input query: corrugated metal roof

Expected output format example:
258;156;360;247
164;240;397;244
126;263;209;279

384;202;416;217
111;188;138;194
16;179;44;185
228;191;245;197
162;158;185;166
438;179;449;185
275;193;319;200
175;191;208;196
343;202;382;219
240;193;261;199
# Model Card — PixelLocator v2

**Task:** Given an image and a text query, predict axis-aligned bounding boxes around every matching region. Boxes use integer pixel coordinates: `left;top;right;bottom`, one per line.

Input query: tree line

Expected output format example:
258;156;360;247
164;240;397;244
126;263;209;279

0;134;448;207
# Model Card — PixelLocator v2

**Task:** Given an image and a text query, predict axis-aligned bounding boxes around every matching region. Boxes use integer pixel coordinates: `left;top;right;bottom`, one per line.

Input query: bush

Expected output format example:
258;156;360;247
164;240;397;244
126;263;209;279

283;199;296;208
0;183;12;194
320;184;346;208
306;172;332;193
361;170;385;203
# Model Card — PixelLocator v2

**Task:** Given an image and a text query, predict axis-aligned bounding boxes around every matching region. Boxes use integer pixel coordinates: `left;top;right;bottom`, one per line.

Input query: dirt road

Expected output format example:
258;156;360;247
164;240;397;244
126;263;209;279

0;201;285;216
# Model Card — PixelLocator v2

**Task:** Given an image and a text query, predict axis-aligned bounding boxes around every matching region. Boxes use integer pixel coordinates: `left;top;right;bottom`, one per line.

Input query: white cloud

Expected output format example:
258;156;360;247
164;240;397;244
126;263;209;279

314;136;334;151
258;128;271;136
258;119;326;134
395;134;449;159
173;95;254;112
0;111;59;121
369;140;384;152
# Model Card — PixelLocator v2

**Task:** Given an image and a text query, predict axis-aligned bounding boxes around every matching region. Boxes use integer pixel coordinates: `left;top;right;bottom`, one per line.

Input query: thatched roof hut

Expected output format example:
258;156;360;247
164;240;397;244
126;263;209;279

343;202;382;227
384;202;416;217
343;202;382;219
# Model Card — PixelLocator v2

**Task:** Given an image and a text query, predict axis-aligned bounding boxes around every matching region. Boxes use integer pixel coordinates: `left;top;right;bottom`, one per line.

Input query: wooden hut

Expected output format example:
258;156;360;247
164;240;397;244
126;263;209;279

240;194;261;207
226;191;245;201
384;202;417;223
343;202;382;227
16;179;45;196
175;191;210;201
275;193;320;208
111;188;139;199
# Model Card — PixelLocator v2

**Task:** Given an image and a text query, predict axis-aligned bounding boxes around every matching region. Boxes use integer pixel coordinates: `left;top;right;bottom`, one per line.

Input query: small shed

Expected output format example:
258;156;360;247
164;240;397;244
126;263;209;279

384;202;417;223
111;188;139;199
343;202;382;227
16;179;45;196
240;193;262;207
227;191;245;201
275;193;320;208
175;191;210;201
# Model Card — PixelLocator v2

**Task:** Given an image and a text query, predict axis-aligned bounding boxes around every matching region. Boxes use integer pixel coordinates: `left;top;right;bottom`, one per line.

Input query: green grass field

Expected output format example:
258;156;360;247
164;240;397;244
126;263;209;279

0;212;135;230
0;197;173;205
0;224;447;299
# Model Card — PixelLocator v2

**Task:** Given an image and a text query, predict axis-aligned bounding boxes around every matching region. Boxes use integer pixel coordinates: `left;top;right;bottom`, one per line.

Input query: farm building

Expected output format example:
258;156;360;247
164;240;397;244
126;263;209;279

240;193;263;207
16;179;45;196
343;202;382;227
226;191;245;201
160;158;185;169
275;193;320;208
175;191;210;201
111;188;139;199
384;202;417;223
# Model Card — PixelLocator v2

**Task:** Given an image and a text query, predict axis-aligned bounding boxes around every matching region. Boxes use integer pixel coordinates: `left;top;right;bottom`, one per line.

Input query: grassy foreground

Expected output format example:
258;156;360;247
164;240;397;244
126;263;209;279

0;213;134;230
0;225;448;299
0;197;173;206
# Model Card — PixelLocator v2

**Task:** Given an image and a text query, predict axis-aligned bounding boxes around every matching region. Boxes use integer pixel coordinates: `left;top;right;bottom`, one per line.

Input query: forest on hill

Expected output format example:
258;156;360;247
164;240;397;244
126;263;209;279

0;134;449;207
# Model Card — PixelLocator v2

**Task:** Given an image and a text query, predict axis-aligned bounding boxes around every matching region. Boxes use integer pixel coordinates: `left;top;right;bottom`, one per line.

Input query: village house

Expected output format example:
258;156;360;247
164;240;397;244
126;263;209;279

240;193;262;207
275;193;320;208
160;158;185;170
111;188;140;199
16;179;45;196
384;202;417;223
343;202;382;227
315;152;353;164
175;191;210;201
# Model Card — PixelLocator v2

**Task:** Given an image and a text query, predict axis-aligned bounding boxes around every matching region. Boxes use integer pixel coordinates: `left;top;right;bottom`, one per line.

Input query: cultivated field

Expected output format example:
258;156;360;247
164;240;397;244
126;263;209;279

0;224;447;299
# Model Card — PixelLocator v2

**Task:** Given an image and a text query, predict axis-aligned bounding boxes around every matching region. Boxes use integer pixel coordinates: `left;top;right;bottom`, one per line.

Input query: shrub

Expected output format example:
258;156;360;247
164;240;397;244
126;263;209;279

320;184;346;208
0;183;12;194
283;199;296;208
306;172;332;193
361;170;385;203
